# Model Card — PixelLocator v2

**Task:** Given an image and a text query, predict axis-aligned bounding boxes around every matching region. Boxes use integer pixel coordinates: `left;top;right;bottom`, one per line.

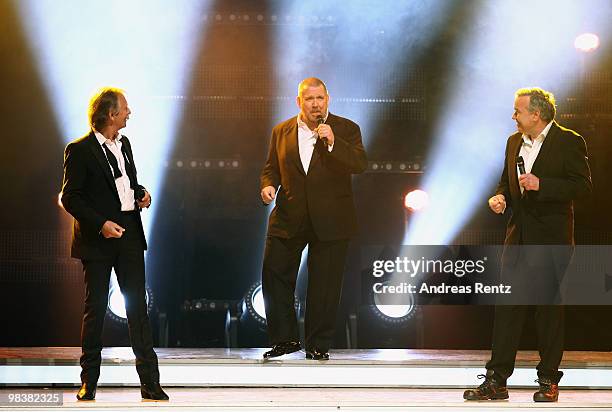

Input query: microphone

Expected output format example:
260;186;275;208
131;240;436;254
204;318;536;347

316;116;327;145
516;156;526;175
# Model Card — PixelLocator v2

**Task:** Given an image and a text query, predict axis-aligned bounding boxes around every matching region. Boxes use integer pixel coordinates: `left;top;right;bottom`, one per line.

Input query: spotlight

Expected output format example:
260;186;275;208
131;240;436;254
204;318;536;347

372;289;417;324
574;33;600;53
241;282;267;326
404;189;429;211
106;270;153;323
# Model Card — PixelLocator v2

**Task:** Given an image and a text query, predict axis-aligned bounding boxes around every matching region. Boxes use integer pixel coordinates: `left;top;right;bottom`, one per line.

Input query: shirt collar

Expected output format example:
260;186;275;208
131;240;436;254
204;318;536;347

522;120;553;145
93;130;122;145
297;111;329;129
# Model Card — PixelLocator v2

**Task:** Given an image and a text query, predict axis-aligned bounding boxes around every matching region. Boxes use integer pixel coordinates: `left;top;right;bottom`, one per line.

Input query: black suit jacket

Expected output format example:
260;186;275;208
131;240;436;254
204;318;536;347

495;121;592;245
61;131;147;259
261;113;367;241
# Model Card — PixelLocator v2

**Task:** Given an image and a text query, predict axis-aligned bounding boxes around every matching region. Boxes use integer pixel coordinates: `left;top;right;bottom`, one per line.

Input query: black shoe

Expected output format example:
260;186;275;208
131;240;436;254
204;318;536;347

463;374;509;400
533;378;559;402
262;341;301;359
305;349;329;360
76;382;97;401
141;382;169;401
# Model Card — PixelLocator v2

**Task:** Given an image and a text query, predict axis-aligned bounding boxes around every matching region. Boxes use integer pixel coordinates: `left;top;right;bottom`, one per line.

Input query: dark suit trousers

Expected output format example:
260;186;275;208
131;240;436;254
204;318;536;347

486;305;564;383
262;215;349;351
486;244;568;383
79;212;159;384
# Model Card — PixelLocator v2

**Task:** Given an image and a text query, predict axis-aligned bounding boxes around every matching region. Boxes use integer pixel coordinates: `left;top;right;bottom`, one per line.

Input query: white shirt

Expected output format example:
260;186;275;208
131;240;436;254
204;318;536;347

296;113;333;174
517;121;553;194
94;131;136;211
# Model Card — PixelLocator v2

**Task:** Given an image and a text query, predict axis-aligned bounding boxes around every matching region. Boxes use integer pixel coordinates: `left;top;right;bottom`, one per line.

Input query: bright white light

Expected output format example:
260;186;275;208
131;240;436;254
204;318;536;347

16;0;211;242
107;274;127;319
251;285;266;319
107;270;149;319
574;33;600;52
404;190;429;211
376;304;413;318
373;278;415;319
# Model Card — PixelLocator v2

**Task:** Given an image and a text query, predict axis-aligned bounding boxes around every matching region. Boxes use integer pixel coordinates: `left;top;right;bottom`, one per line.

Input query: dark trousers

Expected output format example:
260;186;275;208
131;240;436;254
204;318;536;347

486;305;565;383
79;212;159;384
262;215;349;351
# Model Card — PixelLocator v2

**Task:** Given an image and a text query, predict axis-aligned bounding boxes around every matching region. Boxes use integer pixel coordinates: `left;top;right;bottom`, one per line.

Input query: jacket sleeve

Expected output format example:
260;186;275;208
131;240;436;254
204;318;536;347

260;128;281;190
60;143;106;232
537;134;592;202
326;122;367;174
494;138;511;200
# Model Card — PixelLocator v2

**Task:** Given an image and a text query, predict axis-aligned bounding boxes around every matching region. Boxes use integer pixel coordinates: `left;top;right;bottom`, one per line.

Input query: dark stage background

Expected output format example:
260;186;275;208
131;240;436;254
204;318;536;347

1;0;611;350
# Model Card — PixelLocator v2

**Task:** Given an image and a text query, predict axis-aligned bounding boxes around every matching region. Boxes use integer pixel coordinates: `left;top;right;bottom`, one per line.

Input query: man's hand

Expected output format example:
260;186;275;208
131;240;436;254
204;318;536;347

488;194;506;214
315;124;334;147
101;220;125;238
261;186;276;205
137;190;152;209
519;173;540;191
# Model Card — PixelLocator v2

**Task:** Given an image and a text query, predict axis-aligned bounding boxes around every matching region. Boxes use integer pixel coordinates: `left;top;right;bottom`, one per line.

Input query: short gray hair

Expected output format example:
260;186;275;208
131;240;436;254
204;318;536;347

515;87;556;122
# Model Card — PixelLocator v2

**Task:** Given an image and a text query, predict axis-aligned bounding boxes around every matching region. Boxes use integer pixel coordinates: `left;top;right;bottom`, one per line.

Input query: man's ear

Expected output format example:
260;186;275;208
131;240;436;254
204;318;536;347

295;96;301;109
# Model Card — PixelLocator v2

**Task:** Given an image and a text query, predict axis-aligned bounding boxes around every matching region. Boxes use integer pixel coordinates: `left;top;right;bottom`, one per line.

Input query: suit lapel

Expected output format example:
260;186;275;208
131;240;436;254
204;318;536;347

308;112;336;172
286;118;306;175
530;121;557;176
508;133;522;201
86;132;121;203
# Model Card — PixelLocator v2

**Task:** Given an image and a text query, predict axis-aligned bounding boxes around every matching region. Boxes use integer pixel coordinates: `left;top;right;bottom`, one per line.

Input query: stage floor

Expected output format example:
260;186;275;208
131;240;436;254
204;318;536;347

1;387;612;411
2;348;612;410
1;347;612;390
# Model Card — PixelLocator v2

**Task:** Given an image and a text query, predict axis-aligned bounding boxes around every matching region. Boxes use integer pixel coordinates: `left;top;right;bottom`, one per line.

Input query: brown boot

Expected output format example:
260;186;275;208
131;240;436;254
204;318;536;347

533;378;558;402
463;374;509;401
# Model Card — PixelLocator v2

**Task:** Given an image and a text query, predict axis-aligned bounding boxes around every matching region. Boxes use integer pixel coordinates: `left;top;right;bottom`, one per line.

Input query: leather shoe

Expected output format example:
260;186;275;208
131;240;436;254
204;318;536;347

263;341;301;359
463;374;508;400
305;349;329;360
533;378;558;402
141;382;169;401
76;382;97;401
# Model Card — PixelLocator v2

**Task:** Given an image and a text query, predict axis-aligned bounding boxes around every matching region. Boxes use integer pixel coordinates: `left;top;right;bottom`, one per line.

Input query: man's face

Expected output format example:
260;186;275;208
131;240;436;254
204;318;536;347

512;95;538;136
112;94;131;131
296;85;329;125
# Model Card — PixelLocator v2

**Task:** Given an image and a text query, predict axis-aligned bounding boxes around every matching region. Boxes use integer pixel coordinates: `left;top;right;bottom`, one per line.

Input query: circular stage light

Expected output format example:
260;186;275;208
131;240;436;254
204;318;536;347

574;33;600;53
404;189;429;211
372;287;417;324
106;270;153;323
251;284;266;320
242;282;267;326
241;281;300;328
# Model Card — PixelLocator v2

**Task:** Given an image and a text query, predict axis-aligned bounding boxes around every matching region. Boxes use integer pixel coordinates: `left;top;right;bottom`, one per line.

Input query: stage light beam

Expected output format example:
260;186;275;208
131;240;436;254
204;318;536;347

16;0;212;243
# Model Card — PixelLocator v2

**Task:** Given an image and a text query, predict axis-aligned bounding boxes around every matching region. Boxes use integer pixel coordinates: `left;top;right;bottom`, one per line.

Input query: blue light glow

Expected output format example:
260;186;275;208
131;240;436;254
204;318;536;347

16;0;211;239
404;0;611;245
272;1;452;148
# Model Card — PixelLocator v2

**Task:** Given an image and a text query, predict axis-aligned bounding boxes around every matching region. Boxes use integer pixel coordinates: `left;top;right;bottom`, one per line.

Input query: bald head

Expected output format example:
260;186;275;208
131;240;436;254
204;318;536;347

298;77;328;98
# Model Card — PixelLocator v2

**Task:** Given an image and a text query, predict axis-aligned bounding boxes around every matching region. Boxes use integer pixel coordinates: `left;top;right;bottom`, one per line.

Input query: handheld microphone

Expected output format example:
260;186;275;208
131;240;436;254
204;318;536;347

516;156;526;175
316;116;327;145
